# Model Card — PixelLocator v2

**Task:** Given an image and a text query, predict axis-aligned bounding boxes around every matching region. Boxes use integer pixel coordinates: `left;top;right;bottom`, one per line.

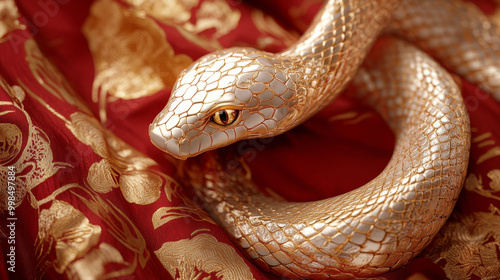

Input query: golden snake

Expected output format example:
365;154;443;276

149;0;500;278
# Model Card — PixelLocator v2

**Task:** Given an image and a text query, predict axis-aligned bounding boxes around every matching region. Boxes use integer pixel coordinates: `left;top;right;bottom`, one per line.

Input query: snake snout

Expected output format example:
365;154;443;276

149;127;191;160
149;111;194;159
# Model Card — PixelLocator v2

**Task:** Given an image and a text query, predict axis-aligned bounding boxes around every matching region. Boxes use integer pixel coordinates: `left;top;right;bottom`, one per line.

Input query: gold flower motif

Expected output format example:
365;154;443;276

76;191;150;271
0;0;25;40
0;78;69;210
0;123;22;165
152;199;216;230
465;169;500;201
87;159;116;193
68;112;174;205
155;233;254;279
124;0;241;51
68;243;129;279
36;200;102;274
489;169;500;191
82;0;193;122
471;131;500;164
251;9;299;50
24;39;93;116
426;205;500;279
126;0;198;24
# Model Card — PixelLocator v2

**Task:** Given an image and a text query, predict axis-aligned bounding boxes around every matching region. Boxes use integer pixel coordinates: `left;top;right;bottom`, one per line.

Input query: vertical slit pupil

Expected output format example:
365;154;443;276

219;110;228;123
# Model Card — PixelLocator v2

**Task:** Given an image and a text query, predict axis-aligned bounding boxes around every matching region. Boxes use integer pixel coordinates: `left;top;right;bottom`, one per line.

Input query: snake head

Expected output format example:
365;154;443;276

149;48;298;159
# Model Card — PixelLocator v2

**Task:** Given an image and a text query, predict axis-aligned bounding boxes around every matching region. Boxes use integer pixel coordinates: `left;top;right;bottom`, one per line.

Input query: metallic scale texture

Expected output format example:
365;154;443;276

149;0;500;278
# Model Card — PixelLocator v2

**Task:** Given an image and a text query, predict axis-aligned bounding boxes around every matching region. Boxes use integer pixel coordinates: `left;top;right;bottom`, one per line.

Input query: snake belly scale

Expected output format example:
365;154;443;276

149;0;500;278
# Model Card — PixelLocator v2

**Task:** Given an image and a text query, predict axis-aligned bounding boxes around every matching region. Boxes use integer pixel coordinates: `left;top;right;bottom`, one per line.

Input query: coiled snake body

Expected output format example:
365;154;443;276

150;0;500;278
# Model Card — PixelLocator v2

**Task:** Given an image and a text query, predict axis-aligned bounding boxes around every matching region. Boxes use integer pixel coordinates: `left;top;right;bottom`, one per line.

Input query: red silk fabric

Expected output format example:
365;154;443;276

1;0;500;279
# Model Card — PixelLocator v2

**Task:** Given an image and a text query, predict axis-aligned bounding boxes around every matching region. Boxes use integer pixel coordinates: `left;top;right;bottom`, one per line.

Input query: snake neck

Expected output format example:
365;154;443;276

275;0;400;125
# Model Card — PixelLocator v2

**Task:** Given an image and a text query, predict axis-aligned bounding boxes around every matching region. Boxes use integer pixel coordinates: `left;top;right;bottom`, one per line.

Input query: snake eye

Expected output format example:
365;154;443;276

211;109;239;126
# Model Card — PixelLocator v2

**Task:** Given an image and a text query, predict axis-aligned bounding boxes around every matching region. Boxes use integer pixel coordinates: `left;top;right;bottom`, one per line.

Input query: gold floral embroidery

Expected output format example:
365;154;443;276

24;39;92;116
119;170;165;204
126;0;198;24
68;243;129;279
328;110;374;124
87;159;116;193
0;78;70;210
74;190;150;271
68;112;175;205
152;177;216;229
478;147;500;164
155;233;254;279
185;0;241;38
2;19;160;279
490;169;500;190
0;0;25;40
465;169;500;201
33;183;148;278
328;111;359;122
251;9;299;50
35;200;102;275
0;123;22;165
18;36;177;205
152;204;215;230
82;0;193;122
425;205;500;280
288;0;324;31
472;131;500;164
124;0;241;51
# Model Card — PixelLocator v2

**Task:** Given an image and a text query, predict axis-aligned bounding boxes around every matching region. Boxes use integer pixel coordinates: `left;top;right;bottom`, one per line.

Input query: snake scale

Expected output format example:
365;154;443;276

149;0;500;278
